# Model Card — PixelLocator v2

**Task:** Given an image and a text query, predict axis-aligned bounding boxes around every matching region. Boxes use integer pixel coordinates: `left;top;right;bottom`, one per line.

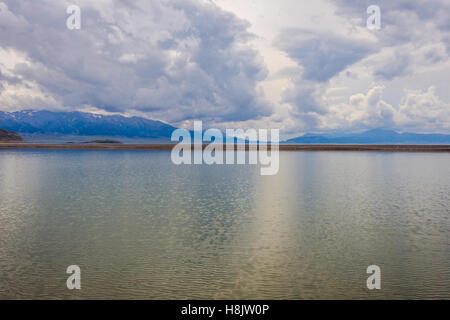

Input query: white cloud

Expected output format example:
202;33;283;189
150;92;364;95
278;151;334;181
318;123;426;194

274;0;450;135
1;0;449;135
0;0;273;125
397;86;450;132
313;85;449;134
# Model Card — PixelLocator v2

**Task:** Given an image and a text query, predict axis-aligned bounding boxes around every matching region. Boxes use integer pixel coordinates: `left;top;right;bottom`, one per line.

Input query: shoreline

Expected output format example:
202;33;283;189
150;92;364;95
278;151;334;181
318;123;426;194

1;143;450;152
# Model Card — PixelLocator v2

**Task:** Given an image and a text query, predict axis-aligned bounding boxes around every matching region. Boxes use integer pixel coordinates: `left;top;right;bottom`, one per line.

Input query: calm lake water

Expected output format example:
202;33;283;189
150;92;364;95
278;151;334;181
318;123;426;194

0;150;449;299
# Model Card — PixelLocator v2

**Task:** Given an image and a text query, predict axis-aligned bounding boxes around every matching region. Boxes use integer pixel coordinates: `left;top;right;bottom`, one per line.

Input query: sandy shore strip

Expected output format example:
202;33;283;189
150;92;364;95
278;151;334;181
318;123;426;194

0;143;450;152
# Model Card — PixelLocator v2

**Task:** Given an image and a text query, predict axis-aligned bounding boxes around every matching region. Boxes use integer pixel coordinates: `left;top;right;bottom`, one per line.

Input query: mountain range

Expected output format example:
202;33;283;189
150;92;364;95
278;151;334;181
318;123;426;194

0;110;176;139
1;111;450;144
284;128;450;144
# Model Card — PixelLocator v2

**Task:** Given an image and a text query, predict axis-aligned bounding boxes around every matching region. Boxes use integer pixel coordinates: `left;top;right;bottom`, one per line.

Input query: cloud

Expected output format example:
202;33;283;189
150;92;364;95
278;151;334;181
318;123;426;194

397;86;450;132
313;86;449;133
332;0;450;74
373;51;411;80
333;0;450;35
282;78;325;112
0;0;273;125
1;0;449;135
275;28;374;82
274;28;375;124
274;0;450;134
311;85;394;131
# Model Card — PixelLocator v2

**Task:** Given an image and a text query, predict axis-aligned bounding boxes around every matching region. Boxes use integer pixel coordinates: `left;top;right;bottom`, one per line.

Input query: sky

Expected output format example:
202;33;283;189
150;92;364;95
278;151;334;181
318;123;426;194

0;0;449;138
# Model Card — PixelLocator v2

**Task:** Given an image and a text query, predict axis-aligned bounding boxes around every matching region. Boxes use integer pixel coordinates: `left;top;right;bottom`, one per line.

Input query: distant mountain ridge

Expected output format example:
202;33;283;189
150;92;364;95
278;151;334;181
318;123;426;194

284;129;450;144
1;111;449;144
0;110;177;139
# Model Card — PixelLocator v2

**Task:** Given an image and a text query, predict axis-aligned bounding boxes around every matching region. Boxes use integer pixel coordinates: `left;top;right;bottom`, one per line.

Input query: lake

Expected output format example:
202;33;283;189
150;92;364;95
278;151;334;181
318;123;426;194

0;150;449;299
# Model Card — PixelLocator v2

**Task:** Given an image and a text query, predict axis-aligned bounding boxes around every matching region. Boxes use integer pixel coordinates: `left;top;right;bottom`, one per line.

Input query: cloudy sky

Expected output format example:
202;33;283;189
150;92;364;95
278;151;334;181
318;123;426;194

0;0;449;137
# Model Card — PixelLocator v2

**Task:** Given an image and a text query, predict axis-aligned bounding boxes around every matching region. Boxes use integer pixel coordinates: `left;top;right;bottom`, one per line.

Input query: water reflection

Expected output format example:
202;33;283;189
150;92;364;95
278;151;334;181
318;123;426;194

0;150;449;299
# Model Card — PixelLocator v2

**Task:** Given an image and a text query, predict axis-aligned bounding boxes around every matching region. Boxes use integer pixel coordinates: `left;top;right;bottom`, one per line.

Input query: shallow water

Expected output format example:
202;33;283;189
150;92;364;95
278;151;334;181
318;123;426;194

0;150;449;299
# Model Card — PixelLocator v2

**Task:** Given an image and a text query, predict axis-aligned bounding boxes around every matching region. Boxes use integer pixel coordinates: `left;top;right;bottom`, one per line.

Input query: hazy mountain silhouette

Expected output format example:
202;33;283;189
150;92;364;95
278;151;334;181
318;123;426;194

284;129;450;144
0;110;176;139
2;111;449;144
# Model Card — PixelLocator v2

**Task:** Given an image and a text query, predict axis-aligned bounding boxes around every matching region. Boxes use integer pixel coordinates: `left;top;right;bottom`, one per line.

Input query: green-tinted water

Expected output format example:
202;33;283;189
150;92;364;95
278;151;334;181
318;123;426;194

0;150;449;299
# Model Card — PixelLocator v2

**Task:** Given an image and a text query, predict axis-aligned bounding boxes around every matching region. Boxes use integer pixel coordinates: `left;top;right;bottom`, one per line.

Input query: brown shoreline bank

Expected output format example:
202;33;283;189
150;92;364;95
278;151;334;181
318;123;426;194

1;143;450;152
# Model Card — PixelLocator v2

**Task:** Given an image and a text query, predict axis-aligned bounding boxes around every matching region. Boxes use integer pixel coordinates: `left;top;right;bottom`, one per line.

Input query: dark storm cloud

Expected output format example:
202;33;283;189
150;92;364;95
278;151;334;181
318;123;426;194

275;28;374;82
0;0;273;123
